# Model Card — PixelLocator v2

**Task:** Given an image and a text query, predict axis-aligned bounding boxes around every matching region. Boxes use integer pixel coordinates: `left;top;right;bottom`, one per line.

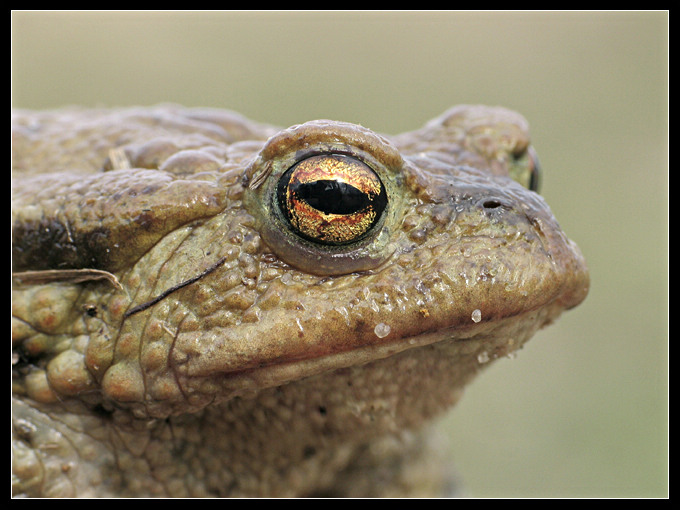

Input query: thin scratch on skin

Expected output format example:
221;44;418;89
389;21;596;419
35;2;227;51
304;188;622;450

108;147;131;170
161;324;176;338
12;268;124;291
248;160;272;190
123;256;227;319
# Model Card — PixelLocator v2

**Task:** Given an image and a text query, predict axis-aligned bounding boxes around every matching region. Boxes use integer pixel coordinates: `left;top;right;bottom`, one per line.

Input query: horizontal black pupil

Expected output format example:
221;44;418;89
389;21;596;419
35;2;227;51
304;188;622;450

293;180;371;215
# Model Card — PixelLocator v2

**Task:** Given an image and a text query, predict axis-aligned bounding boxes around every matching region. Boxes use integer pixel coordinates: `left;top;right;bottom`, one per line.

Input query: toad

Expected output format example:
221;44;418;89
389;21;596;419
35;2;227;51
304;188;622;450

11;105;588;497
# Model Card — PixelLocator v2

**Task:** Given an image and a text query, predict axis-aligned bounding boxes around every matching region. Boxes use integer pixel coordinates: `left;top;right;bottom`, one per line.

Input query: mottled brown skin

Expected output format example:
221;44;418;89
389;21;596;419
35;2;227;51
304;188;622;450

11;105;588;497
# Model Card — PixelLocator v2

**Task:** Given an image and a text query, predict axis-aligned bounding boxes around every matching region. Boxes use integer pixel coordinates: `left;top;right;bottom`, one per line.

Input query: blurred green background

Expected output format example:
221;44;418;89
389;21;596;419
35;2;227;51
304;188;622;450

11;11;668;497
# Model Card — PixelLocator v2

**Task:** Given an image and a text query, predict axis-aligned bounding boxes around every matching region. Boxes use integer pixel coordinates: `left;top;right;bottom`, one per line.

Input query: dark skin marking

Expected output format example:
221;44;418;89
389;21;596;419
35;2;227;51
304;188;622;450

123;256;227;319
11;219;112;272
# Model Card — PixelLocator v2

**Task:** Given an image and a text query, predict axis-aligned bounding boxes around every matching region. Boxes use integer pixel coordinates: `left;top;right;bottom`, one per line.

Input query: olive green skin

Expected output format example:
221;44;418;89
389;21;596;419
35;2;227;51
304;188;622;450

12;105;588;497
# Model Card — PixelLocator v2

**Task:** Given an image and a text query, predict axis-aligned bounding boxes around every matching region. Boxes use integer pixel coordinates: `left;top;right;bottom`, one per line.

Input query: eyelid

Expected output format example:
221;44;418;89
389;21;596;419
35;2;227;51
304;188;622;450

243;120;406;276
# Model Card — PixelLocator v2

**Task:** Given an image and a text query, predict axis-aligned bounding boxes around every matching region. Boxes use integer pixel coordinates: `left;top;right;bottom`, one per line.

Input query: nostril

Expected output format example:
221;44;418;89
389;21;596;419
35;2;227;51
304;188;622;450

482;199;502;209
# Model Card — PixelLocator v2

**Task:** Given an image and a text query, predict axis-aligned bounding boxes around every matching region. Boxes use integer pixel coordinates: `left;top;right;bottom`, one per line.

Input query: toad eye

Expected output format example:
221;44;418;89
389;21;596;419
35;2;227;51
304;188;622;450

276;154;388;245
509;146;541;192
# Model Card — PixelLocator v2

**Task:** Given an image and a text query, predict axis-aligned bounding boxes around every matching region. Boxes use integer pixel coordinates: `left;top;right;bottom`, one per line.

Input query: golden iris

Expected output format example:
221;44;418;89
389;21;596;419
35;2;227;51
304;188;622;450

277;154;387;245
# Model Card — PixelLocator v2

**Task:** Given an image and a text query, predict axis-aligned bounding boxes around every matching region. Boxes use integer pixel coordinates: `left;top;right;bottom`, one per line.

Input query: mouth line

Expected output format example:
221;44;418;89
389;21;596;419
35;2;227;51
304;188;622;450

197;304;559;400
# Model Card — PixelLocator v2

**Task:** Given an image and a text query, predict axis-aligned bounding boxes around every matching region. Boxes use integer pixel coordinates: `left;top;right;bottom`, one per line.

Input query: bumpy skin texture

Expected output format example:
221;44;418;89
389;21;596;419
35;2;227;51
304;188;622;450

11;105;589;497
